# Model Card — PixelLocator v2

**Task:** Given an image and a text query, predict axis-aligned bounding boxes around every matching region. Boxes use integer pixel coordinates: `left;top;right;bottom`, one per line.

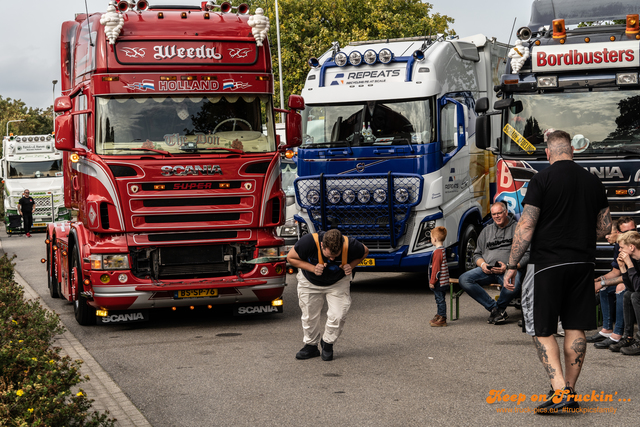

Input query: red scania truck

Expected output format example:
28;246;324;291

46;0;304;325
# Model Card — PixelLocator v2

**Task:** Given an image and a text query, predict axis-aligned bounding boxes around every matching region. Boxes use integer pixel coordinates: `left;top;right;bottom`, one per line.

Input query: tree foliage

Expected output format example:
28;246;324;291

249;0;454;105
0;96;53;138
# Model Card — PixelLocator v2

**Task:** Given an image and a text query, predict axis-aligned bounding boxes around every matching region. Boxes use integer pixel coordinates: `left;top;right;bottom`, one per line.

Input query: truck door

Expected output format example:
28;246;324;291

439;97;469;204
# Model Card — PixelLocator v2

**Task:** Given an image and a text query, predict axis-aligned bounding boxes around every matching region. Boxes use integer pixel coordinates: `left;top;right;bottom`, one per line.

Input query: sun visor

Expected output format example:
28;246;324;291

451;41;479;62
529;0;640;30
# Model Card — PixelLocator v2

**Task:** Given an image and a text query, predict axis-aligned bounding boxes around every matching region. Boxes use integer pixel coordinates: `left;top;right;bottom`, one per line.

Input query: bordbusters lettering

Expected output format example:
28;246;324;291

161;165;222;176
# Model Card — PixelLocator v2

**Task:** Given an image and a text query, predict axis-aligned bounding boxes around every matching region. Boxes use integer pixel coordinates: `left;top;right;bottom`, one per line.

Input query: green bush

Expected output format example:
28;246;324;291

0;253;115;426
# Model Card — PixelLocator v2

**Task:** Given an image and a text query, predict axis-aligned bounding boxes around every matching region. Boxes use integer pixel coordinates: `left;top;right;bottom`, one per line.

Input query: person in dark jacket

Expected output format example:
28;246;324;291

287;229;368;361
17;189;35;237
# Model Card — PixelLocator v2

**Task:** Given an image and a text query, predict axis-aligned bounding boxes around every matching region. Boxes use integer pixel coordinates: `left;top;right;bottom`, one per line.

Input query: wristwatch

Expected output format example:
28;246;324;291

506;264;518;270
600;277;606;287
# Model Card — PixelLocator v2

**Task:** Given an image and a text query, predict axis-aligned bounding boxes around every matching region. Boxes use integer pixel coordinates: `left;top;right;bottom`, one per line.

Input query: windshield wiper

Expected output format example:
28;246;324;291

103;147;173;156
180;146;244;154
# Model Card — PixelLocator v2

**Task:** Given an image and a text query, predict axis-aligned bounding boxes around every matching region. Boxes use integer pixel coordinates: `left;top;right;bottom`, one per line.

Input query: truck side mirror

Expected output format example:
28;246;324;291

475;97;489;114
54;96;72;113
281;95;305;149
288;94;304;110
55;115;74;151
494;98;523;114
475;115;491;150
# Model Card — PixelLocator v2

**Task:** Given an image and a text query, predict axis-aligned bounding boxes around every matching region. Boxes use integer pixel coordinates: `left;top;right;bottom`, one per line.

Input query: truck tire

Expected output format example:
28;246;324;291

47;242;59;298
72;249;96;326
458;223;478;274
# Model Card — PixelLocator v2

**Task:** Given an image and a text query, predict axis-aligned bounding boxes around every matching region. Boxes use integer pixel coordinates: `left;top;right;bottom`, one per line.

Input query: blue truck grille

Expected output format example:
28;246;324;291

295;173;422;247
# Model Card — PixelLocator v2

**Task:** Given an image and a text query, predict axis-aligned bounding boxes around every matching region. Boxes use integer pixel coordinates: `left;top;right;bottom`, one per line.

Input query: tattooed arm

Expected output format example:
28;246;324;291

510;205;540;266
596;207;612;240
504;205;540;290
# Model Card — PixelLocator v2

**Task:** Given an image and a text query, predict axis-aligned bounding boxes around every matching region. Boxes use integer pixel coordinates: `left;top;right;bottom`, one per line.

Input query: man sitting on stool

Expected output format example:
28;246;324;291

458;201;529;324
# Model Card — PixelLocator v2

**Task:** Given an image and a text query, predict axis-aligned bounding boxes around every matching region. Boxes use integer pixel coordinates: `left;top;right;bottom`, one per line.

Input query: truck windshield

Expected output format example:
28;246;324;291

8;160;63;179
96;95;276;155
502;91;640;157
301;98;434;147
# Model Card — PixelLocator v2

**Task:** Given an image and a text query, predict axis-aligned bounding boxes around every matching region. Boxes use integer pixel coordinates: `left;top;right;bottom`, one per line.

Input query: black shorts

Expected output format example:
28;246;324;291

521;263;597;337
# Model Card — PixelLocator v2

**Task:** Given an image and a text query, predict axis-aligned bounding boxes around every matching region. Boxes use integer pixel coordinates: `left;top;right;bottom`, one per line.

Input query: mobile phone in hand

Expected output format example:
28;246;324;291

494;261;501;268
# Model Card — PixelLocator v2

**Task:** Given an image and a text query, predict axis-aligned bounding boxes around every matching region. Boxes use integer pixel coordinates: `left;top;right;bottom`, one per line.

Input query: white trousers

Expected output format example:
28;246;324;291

297;270;352;345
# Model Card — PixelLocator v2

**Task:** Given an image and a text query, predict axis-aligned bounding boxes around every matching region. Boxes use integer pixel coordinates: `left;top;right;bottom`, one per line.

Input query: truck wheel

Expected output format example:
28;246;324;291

47;242;59;298
72;250;96;326
458;224;478;274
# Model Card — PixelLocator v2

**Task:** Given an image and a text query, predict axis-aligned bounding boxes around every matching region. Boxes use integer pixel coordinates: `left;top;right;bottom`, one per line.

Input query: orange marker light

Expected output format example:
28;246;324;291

552;19;566;39
627;14;639;34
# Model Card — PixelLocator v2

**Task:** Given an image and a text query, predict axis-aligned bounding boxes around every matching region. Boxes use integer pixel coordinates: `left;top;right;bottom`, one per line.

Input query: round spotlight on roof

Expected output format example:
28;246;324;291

379;48;393;64
334;52;348;67
363;49;377;65
308;57;320;68
412;50;425;61
349;51;362;66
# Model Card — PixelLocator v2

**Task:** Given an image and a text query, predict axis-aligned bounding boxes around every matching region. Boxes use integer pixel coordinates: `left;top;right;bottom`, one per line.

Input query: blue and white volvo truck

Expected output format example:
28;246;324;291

295;35;507;272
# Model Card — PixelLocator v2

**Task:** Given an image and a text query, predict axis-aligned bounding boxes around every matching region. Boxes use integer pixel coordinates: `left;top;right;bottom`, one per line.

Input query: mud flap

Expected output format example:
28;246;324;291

233;304;283;316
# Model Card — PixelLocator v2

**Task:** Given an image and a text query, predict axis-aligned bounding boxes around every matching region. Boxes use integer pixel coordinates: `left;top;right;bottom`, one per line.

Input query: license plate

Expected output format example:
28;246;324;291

174;288;219;299
358;258;375;266
33;223;46;227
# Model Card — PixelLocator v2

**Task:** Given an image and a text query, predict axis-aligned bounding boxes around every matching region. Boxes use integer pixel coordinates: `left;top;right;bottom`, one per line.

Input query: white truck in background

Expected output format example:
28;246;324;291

2;134;70;234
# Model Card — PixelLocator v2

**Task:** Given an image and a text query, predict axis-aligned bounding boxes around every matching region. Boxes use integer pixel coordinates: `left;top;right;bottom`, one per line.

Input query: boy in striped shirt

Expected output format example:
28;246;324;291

429;226;449;327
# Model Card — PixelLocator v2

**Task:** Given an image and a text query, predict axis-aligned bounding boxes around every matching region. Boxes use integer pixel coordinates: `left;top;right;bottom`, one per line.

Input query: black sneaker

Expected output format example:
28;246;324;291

586;332;609;343
594;337;617;349
320;339;334;361
609;336;634;352
621;339;640;356
535;389;557;412
537;387;580;414
295;344;320;360
494;309;509;324
488;307;500;324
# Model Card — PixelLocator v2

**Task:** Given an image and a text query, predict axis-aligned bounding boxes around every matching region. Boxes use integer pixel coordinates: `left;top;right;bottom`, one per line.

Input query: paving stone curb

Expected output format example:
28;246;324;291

11;265;152;426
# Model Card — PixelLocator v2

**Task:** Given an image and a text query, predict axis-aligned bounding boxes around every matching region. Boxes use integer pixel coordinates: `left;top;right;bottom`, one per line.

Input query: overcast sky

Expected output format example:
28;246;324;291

0;0;532;110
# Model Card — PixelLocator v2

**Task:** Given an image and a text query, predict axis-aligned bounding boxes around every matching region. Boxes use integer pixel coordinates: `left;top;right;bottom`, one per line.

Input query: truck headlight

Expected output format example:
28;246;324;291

342;189;356;204
373;188;387;203
328;190;341;204
279;221;298;237
395;188;409;203
307;190;320;205
258;246;287;258
413;220;437;251
89;254;130;270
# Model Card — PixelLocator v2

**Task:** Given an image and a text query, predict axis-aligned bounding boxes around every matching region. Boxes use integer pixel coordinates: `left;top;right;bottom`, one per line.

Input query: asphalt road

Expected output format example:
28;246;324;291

2;228;640;427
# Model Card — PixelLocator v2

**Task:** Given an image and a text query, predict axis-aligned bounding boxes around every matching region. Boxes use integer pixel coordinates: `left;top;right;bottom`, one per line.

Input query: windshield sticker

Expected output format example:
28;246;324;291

503;124;536;154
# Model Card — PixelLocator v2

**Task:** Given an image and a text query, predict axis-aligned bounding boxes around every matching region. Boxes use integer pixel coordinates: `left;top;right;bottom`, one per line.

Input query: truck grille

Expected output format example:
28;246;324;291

295;173;422;247
11;192;64;218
